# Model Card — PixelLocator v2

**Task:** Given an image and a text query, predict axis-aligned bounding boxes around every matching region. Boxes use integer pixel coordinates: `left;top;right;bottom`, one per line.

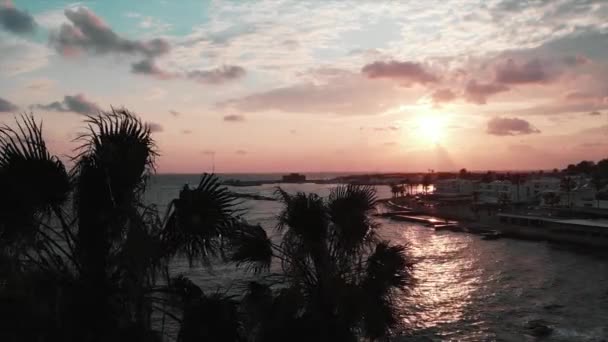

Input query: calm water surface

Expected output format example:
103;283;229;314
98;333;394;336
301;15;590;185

147;175;608;341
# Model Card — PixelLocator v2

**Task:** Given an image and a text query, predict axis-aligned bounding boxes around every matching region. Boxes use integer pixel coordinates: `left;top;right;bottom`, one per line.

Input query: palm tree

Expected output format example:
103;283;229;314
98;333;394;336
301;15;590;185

422;174;432;195
591;172;605;209
390;184;398;198
0;109;413;341
560;176;575;208
402;178;411;196
233;185;413;341
0;110;253;341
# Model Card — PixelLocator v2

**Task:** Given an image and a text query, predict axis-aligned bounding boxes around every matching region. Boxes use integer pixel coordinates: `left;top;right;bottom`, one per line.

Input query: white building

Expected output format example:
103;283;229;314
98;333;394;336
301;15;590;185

475;177;562;204
434;179;476;197
520;177;561;202
475;180;513;204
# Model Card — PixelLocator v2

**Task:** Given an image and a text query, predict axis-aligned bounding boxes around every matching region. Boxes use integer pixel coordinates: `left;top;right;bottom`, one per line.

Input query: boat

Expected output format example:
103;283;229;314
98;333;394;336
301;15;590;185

481;230;502;240
433;223;464;232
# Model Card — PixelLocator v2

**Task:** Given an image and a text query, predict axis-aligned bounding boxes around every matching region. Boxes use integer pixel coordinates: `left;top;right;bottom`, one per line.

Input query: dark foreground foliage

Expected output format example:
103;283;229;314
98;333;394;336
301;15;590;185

0;109;412;342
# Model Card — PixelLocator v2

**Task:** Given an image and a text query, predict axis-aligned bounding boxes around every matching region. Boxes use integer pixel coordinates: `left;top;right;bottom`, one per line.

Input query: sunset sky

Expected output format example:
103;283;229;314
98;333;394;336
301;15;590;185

1;0;607;173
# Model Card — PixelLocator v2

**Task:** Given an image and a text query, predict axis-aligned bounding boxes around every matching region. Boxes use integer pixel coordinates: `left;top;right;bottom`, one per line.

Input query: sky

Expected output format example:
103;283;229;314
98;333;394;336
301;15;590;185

1;0;608;173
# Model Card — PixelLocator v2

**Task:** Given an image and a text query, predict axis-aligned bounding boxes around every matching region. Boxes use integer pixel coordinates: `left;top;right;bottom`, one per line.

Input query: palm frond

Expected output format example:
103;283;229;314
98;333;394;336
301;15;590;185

0;115;69;245
360;295;399;340
178;292;241;342
364;242;412;293
162;173;242;266
328;184;378;252
230;223;273;273
168;275;204;302
73;108;156;207
275;187;328;244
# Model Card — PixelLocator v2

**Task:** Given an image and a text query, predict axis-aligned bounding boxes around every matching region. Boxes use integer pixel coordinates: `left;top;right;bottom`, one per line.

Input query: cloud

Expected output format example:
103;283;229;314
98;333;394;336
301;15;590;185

0;34;51;75
223;114;245;122
131;59;173;79
0;97;18;112
50;7;170;58
464;80;509;104
201;150;215;155
0;1;36;34
36;94;100;115
182;129;192;134
187;65;246;84
486;117;541;136
26;79;55;91
219;71;414;116
589;111;602;116
361;60;438;86
235;150;247;155
169;110;180;116
578;142;608;149
507;144;535;152
494;58;556;85
373;125;400;132
148;122;163;133
431;88;456;103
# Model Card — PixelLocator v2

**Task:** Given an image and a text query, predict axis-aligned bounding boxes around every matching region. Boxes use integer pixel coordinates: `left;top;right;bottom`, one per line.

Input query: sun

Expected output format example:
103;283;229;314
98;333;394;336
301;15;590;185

416;114;446;144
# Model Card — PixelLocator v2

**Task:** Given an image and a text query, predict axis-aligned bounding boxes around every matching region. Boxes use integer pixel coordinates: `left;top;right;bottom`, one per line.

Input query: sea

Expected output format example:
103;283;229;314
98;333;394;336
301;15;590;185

145;174;608;341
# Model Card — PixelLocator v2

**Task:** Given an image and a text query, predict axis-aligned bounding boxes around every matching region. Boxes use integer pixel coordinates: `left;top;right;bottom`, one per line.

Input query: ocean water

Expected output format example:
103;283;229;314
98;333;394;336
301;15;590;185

146;175;608;341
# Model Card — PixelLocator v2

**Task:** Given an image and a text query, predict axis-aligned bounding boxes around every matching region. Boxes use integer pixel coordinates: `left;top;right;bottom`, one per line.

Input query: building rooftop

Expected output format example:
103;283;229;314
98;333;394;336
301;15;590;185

498;213;608;229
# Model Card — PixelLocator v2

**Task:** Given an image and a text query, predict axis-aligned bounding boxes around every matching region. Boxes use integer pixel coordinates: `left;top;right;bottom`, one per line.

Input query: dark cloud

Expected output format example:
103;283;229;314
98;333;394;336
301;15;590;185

187;65;246;84
464;80;509;104
562;54;591;67
382;142;398;146
361;60;438;85
131;59;173;79
0;2;36;34
169;110;180;116
182;129;192;134
201;150;214;155
36;94;100;115
50;7;170;58
235;150;247;155
495;58;555;85
0;97;18;112
290;129;297;134
486;117;541;136
589;111;602;116
223;114;245;122
431;88;456;103
148;122;163;133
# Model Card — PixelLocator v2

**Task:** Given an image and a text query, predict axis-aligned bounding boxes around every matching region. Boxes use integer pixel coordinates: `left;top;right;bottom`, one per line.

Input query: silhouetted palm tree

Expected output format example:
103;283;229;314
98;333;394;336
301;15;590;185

232;185;413;341
0;110;412;342
422;174;432;195
560;176;575;208
0;110;250;341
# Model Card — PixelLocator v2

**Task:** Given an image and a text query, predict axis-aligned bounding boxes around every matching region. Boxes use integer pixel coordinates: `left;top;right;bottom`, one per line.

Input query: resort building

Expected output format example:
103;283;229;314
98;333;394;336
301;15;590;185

282;173;306;183
434;179;476;197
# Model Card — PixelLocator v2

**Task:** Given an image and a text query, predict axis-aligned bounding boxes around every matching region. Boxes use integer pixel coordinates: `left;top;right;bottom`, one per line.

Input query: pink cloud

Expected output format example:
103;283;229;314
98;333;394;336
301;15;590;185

431;88;457;103
361;60;438;86
494;58;554;85
464;80;509;104
486;117;540;136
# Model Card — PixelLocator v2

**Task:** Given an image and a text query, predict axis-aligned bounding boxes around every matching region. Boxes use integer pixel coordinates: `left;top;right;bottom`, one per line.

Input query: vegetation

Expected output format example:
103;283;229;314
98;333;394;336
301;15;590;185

0;110;411;341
